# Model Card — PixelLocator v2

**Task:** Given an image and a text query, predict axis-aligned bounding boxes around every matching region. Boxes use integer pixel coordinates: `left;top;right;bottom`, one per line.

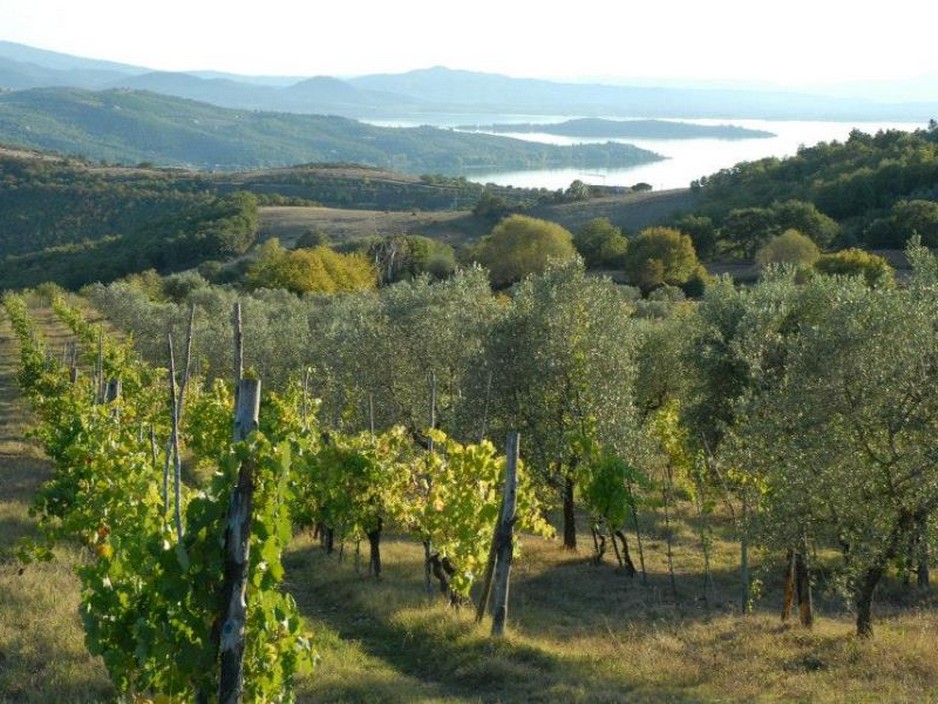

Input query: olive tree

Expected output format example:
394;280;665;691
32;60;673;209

732;253;938;636
485;259;641;549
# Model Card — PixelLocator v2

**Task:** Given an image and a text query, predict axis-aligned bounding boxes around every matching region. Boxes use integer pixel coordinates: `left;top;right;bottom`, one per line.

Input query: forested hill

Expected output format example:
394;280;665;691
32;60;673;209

0;148;557;289
680;123;938;257
0;87;662;172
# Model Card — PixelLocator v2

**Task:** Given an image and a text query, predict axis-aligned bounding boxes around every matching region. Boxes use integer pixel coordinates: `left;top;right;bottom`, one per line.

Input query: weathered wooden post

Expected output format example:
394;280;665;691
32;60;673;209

475;432;520;634
490;431;519;637
232;302;243;394
218;376;261;704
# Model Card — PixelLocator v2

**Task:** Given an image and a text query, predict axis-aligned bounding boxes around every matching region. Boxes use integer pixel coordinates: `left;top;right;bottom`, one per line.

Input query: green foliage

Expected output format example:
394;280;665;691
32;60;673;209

472;187;513;222
726;270;938;633
755;229;821;269
6;295;313;700
291;426;413;543
246;238;377;294
366;234;456;284
407;429;552;598
814;248;894;287
693;126;938;252
864;199;938;248
622;226;703;293
671;214;716;260
0;190;260;289
580;445;648;531
573;217;628;269
473;214;577;287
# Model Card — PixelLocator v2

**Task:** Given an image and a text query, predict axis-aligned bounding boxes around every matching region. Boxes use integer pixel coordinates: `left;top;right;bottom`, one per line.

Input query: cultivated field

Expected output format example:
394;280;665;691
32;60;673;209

2;298;938;703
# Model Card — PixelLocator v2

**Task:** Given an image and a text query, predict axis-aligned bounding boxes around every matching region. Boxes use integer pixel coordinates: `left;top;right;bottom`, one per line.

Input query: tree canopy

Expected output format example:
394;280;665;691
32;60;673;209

622;226;705;293
574;217;628;269
472;214;577;288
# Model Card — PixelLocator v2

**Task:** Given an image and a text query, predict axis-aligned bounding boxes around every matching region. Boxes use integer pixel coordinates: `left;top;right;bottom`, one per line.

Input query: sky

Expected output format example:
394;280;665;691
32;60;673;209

4;0;938;92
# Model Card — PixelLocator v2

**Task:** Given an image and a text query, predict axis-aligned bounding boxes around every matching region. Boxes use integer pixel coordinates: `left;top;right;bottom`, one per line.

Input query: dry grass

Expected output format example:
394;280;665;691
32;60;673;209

286;520;938;704
259;206;484;249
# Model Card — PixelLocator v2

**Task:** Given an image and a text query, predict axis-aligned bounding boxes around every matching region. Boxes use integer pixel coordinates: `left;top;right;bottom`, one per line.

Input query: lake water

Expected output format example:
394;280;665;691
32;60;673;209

365;115;925;191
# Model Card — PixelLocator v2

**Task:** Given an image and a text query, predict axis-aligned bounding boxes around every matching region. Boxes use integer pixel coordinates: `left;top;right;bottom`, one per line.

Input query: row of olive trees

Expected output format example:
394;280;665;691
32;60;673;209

680;240;938;636
82;243;938;636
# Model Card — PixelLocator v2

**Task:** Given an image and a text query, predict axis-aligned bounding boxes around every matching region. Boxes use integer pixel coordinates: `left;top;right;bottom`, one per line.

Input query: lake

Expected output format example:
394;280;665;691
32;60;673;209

365;115;925;191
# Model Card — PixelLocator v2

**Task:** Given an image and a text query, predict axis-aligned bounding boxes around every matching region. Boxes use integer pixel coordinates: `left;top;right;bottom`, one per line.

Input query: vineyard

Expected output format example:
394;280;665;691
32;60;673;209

4;249;938;701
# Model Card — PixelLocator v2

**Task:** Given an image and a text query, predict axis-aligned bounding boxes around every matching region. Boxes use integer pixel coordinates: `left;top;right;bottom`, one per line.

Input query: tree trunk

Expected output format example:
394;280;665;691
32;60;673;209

367;518;382;579
490;432;519;637
590;525;606;564
795;547;813;628
614;530;637;578
429;554;457;604
916;516;929;588
562;475;577;550
423;539;433;597
781;548;796;622
626;477;647;585
739;492;751;614
322;526;335;555
855;565;884;638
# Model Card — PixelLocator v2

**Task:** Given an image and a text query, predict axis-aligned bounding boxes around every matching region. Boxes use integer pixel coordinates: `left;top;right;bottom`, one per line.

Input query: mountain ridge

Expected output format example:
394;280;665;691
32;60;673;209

1;41;936;121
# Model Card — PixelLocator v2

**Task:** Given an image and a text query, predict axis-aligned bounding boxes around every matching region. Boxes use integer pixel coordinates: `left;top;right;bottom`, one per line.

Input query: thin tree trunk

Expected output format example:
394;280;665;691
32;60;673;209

423;539;434;597
739;492;751;614
367;518;382;579
626;477;647;585
614;530;637;577
662;466;678;601
562;474;577;551
590;524;606;564
781;548;796;622
167;334;184;541
916;515;930;588
795;547;814;628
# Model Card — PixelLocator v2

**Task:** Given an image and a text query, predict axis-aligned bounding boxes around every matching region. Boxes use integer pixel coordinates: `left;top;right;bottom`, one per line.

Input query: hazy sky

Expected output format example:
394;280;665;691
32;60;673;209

4;0;937;89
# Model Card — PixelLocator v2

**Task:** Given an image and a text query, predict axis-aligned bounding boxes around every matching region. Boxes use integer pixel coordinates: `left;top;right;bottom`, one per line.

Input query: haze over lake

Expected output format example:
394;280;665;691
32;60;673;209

367;116;925;191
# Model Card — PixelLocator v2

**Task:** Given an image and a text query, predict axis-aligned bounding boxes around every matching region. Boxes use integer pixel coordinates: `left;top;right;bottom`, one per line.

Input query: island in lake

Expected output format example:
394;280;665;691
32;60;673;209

459;118;776;140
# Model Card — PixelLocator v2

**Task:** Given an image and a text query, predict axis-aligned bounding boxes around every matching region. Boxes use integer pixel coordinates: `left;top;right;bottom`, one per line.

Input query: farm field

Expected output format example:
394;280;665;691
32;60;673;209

3;297;938;703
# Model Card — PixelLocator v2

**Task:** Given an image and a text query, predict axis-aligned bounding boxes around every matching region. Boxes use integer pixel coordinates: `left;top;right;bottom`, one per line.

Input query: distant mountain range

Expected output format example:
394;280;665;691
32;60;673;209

2;41;937;122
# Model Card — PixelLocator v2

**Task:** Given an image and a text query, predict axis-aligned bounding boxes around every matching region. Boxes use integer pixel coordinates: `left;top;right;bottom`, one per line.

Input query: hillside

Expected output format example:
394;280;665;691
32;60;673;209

0;146;701;290
0;87;663;172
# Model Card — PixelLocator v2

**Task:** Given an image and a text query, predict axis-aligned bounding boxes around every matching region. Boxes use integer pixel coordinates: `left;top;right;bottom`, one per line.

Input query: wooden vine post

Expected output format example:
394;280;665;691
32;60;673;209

218;301;260;704
475;431;520;637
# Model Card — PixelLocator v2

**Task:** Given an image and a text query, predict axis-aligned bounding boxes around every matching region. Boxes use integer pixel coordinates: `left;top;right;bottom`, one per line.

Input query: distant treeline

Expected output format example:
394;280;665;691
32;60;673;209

461;118;775;140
